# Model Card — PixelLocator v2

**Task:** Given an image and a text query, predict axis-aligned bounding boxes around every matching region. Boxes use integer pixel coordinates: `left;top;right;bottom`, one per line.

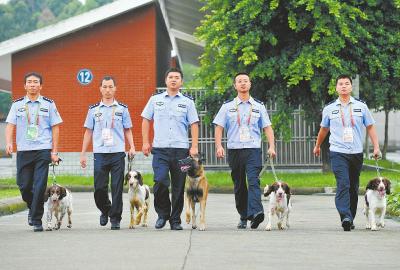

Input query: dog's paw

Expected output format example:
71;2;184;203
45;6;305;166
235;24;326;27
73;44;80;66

185;214;191;224
67;224;72;229
365;223;371;230
371;225;378;231
265;224;272;231
378;222;385;228
46;227;53;231
192;224;197;229
199;224;206;231
141;223;148;227
129;224;135;229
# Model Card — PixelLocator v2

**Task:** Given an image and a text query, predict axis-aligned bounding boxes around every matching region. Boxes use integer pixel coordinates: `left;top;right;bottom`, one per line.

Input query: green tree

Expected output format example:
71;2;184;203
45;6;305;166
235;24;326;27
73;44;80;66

195;0;368;143
353;1;400;159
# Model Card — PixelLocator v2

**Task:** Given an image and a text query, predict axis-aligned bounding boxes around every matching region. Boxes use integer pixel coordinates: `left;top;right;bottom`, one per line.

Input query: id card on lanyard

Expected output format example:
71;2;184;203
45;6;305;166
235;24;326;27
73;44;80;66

25;103;40;141
97;105;116;147
340;103;355;143
236;98;252;142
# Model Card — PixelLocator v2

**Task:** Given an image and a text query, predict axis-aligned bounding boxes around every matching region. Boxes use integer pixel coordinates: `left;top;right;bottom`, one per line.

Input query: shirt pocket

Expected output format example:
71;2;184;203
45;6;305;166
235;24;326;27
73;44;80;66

352;110;363;124
113;112;123;127
154;102;167;118
250;112;260;125
38;109;50;127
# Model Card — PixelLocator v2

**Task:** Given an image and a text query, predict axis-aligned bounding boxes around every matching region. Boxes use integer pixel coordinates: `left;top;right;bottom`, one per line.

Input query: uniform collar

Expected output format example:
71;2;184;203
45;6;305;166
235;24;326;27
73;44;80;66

24;95;42;104
236;96;253;105
100;99;118;107
163;90;182;98
335;96;355;106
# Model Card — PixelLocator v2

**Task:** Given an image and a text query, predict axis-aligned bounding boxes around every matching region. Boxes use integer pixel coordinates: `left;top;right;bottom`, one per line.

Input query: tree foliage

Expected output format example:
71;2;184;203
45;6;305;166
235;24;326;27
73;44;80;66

0;0;114;42
195;0;398;142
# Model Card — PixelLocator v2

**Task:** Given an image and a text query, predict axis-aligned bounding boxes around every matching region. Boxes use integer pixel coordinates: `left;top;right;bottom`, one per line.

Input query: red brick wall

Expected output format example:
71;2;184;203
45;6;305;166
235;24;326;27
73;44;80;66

12;5;158;152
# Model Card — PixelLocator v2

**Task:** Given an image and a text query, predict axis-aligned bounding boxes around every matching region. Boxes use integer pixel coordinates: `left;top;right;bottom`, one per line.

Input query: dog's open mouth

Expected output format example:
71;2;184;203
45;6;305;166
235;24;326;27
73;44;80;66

378;189;385;196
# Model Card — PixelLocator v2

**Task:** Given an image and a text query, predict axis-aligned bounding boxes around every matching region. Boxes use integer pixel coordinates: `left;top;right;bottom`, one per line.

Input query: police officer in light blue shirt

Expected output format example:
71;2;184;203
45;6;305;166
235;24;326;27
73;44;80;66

80;76;135;230
5;72;62;232
213;72;276;230
314;74;380;231
142;67;199;230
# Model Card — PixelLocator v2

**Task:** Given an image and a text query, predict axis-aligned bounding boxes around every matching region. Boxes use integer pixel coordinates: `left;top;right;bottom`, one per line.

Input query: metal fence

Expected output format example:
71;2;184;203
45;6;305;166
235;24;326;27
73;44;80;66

157;88;322;169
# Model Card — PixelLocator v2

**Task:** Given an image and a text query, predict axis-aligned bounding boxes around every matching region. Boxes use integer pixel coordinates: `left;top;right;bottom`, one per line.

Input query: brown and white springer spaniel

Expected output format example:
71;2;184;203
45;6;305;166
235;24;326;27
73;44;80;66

44;184;73;231
124;170;150;229
364;177;391;231
263;181;292;231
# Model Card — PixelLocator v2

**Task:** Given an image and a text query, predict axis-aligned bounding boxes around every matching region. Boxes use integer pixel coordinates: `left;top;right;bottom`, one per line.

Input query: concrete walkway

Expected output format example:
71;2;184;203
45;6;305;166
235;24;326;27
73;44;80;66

0;193;399;270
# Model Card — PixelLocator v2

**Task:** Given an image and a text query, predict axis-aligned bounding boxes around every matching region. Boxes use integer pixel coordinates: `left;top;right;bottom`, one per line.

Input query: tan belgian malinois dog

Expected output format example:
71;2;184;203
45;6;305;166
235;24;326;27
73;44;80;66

184;155;209;231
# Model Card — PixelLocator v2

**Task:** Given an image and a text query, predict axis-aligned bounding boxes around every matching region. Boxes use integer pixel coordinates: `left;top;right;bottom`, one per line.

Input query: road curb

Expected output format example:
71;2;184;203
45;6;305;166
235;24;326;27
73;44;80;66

0;197;27;216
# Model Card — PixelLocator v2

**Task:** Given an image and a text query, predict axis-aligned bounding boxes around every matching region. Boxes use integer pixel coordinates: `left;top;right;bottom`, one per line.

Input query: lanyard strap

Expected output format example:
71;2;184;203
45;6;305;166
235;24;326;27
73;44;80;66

96;105;116;129
339;103;355;127
25;103;40;125
235;98;252;126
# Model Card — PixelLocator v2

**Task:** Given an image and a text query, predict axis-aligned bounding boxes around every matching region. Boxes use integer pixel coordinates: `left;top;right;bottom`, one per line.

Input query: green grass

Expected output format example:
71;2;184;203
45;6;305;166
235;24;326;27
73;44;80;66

0;188;20;199
1;170;398;190
363;159;400;170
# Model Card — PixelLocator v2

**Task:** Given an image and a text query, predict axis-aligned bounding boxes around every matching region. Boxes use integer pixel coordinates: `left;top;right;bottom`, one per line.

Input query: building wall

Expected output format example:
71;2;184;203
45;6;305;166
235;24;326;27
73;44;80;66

12;4;158;152
156;7;173;86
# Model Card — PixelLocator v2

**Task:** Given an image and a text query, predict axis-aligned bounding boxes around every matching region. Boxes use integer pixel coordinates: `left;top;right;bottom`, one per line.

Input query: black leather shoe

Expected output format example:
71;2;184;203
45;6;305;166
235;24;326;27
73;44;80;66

250;212;265;229
155;218;167;229
170;223;183;230
33;224;43;232
237;219;247;229
28;213;33;226
111;222;120;230
100;213;108;226
342;218;351;231
351;222;355;230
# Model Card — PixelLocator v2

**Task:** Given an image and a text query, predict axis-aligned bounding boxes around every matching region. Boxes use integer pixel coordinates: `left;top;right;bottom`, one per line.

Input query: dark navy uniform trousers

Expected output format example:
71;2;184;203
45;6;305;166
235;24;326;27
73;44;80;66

151;148;188;224
93;152;125;223
17;150;51;226
228;148;263;220
330;151;363;222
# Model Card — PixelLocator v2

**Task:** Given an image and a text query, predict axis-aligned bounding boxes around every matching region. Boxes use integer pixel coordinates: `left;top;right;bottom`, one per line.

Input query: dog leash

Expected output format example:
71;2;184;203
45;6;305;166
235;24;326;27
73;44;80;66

371;154;382;178
49;158;62;185
127;155;134;172
259;154;279;181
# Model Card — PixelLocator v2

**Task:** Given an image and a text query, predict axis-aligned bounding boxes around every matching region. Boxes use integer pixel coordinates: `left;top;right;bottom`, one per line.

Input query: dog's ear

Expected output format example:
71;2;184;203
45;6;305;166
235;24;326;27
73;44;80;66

366;178;378;191
44;187;50;202
59;187;67;200
264;184;273;197
283;182;291;195
384;178;391;195
137;171;143;186
124;173;130;185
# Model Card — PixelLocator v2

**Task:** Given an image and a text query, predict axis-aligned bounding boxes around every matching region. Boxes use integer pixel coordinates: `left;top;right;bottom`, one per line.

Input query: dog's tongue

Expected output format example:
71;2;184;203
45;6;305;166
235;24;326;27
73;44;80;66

378;190;385;196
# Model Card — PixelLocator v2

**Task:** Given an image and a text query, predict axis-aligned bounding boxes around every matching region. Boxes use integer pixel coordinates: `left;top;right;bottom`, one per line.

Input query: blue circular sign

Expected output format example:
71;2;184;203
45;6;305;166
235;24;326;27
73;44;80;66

77;69;93;85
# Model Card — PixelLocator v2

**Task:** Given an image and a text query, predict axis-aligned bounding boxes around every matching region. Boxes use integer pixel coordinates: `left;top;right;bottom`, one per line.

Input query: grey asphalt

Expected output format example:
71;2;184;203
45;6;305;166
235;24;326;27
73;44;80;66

1;193;399;270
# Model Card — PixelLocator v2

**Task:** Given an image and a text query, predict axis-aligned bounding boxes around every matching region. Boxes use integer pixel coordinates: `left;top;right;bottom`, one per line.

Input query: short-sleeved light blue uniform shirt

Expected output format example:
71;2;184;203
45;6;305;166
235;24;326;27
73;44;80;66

213;96;272;149
321;96;375;154
6;95;63;151
84;100;132;153
141;91;199;149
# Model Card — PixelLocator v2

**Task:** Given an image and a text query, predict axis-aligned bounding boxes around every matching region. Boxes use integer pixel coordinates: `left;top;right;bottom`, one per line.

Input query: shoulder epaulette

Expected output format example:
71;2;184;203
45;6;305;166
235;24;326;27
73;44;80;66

253;98;264;105
118;102;128;108
152;92;163;96
89;103;100;109
183;93;194;101
223;98;234;104
13;97;24;103
42;96;54;103
325;100;336;106
354;98;366;104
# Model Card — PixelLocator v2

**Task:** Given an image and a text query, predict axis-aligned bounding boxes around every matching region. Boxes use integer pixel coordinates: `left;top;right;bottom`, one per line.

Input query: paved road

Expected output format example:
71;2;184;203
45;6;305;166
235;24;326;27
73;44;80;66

1;193;399;270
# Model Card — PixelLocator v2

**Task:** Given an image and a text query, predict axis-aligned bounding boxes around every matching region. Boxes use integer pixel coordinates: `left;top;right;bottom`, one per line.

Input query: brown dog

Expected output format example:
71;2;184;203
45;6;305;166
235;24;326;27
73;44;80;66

185;155;209;231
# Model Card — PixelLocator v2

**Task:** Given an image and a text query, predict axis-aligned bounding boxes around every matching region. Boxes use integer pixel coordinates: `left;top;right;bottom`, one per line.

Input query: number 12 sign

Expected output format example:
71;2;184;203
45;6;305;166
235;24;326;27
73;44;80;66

77;69;93;85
